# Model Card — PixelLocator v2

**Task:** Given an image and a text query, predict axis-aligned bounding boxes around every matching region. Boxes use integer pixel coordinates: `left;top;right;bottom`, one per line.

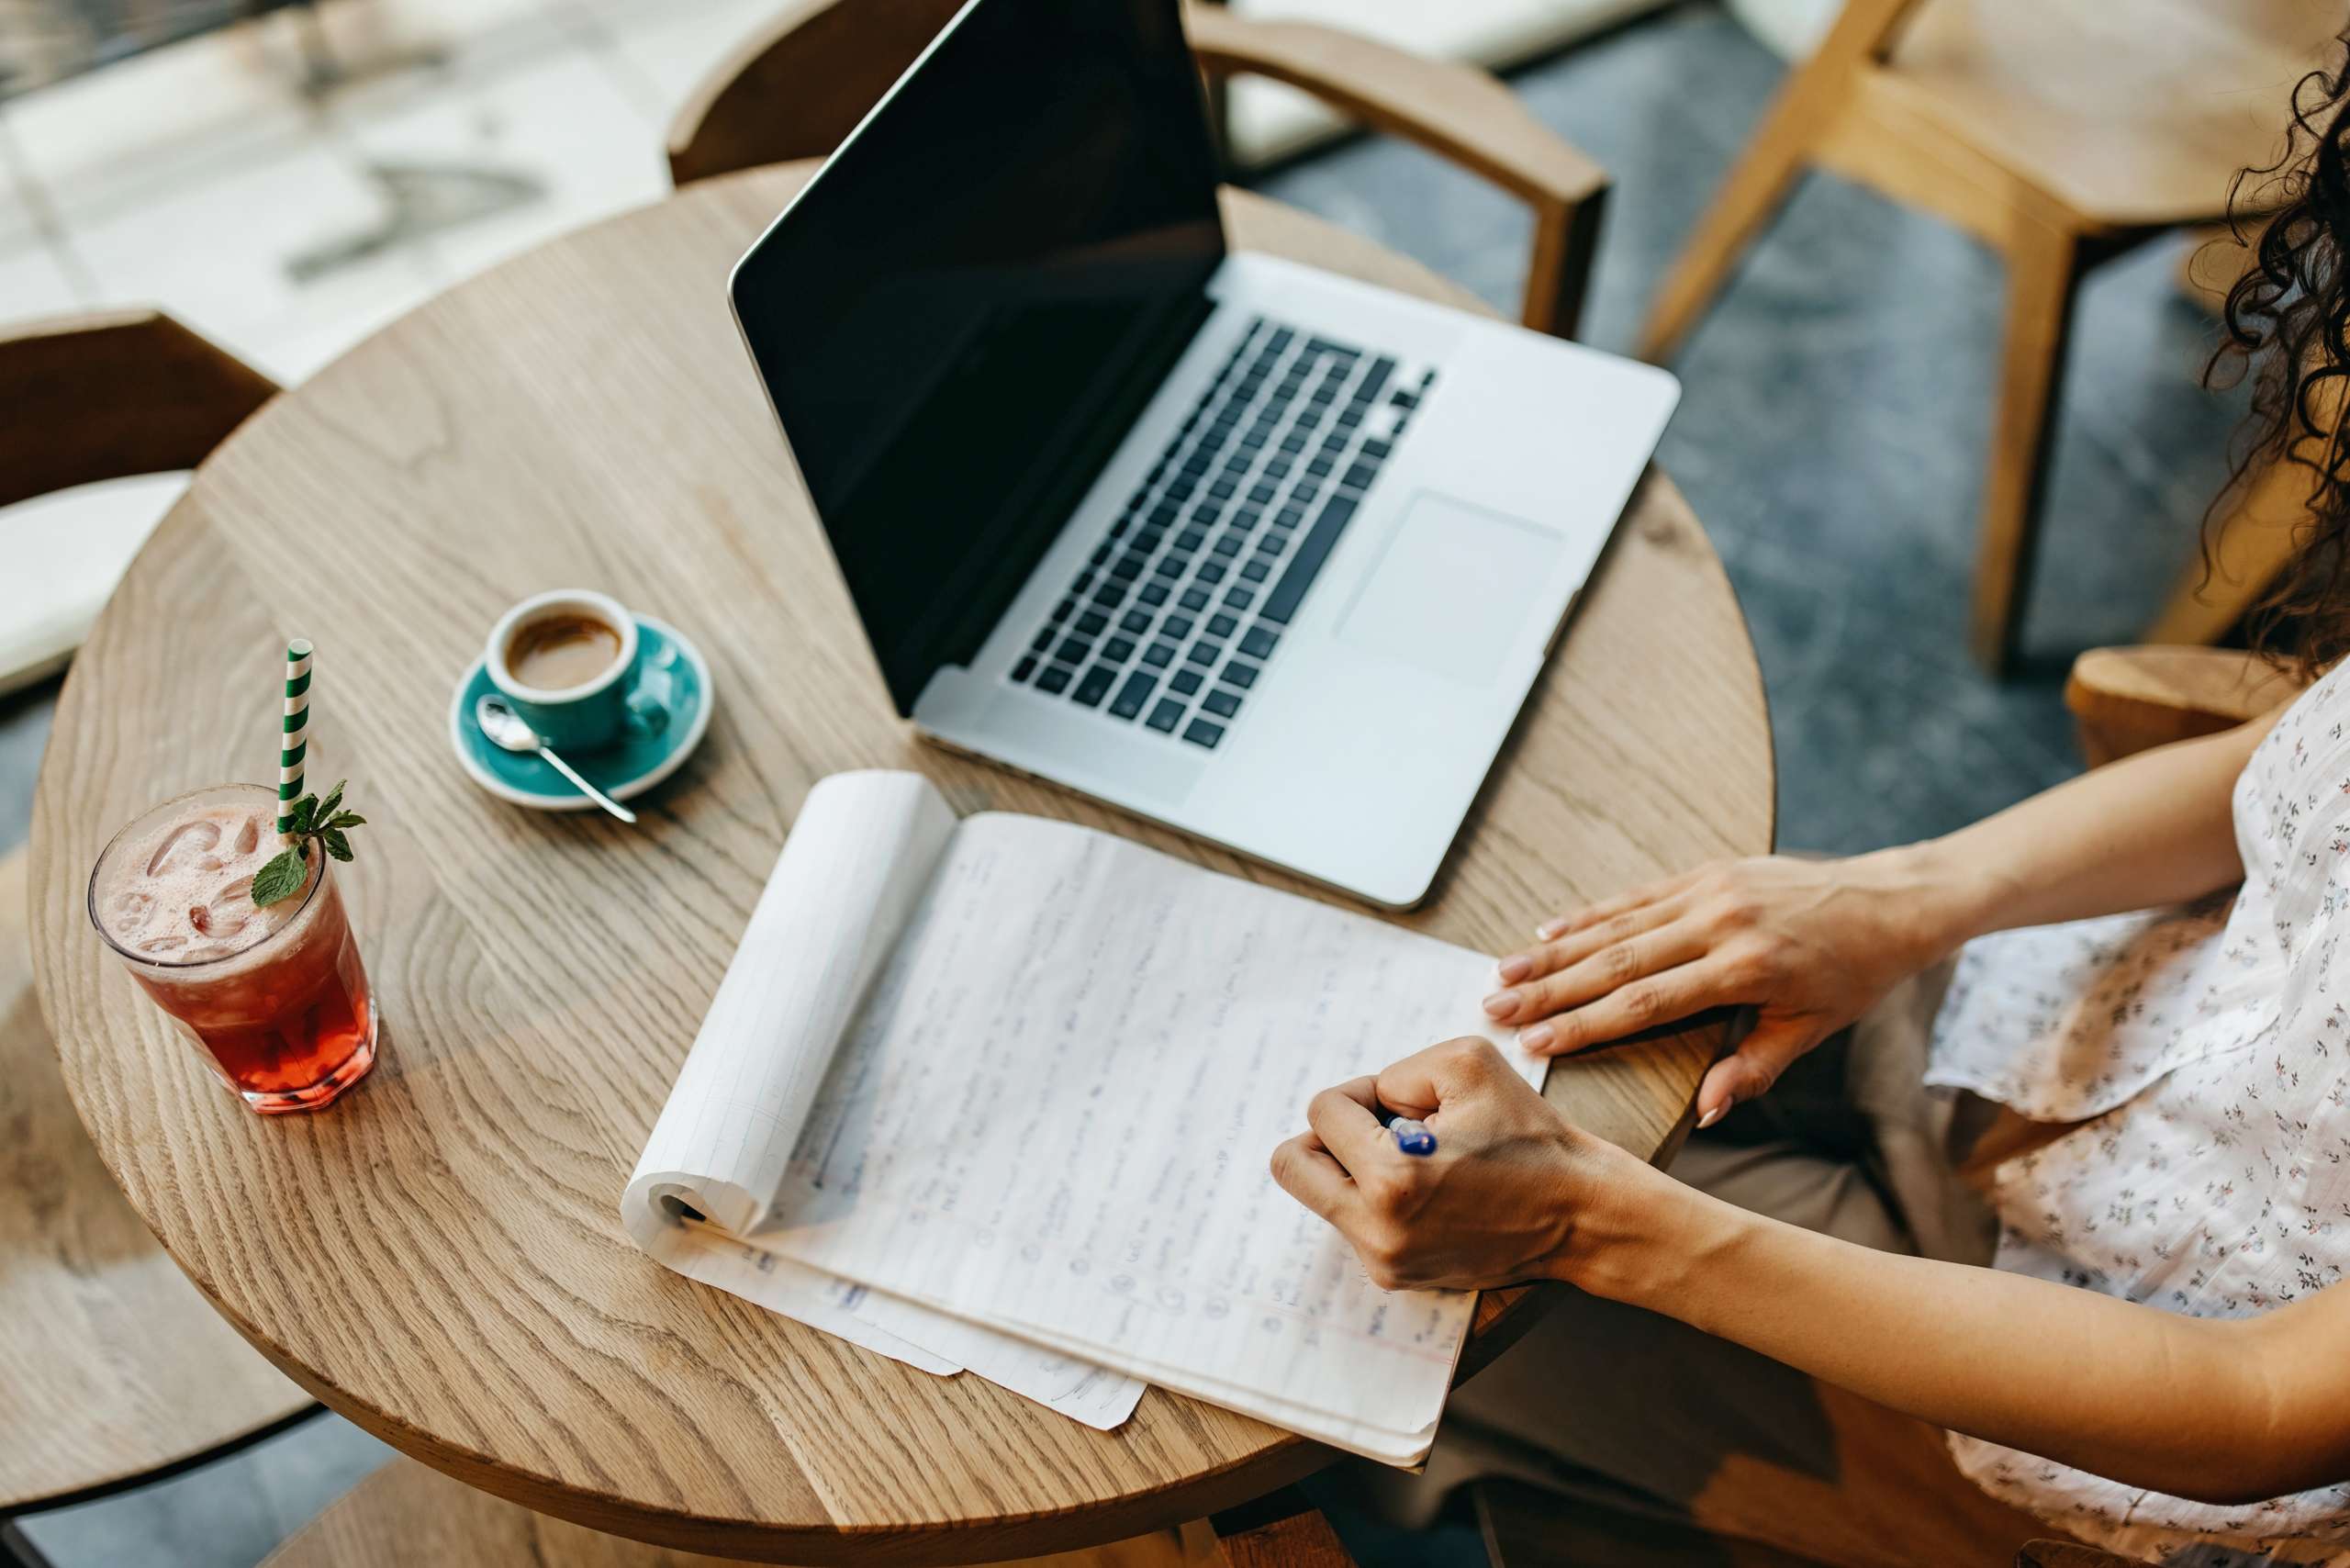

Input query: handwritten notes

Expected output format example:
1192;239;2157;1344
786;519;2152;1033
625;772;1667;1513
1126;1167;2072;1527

762;809;1537;1462
624;773;1534;1461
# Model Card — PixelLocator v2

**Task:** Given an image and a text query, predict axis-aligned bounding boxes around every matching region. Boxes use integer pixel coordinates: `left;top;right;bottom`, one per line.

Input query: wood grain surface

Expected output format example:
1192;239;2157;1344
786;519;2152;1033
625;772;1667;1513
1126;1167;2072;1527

27;165;1772;1562
0;846;312;1513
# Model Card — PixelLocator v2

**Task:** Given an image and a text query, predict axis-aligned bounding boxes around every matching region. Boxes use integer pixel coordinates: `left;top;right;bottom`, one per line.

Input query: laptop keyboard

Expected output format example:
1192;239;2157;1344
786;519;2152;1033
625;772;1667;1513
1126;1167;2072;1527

1008;317;1436;749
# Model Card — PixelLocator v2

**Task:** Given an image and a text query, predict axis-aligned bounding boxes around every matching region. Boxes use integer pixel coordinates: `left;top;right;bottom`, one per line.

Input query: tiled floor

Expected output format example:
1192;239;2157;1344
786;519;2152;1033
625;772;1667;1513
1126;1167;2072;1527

2;1;2255;1562
0;0;770;385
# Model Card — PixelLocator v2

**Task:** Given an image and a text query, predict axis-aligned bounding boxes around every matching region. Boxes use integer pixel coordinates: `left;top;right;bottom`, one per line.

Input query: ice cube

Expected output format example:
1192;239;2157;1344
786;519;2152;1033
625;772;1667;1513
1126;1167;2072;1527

231;814;261;857
105;889;156;936
145;819;220;877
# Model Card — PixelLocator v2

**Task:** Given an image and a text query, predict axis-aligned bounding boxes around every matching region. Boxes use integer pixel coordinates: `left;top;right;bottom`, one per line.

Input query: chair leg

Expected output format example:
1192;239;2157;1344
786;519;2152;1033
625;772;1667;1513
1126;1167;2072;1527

1969;220;2085;674
2143;451;2312;645
0;1520;58;1568
1635;90;1833;364
1522;188;1607;342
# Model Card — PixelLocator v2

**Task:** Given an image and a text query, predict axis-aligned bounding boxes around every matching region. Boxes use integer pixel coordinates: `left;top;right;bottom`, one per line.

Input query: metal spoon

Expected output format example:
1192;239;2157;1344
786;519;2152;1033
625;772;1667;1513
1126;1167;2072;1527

475;694;638;823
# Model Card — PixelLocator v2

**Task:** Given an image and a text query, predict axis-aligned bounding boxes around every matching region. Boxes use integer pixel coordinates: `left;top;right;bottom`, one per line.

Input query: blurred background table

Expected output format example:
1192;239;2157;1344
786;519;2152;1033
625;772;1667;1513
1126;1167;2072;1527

25;161;1773;1562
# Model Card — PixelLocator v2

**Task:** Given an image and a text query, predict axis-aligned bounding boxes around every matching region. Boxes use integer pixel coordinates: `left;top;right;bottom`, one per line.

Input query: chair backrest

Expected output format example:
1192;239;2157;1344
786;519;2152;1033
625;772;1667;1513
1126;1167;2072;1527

667;0;968;186
0;308;277;512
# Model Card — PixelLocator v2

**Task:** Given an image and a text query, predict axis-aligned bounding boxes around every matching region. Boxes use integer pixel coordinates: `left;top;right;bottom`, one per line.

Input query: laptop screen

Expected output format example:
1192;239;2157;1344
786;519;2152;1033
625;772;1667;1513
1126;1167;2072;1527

732;0;1226;713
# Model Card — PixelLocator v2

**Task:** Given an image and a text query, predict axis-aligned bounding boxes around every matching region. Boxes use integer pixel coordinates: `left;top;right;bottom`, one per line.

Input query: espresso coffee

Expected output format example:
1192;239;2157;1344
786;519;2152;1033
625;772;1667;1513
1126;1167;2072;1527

507;612;624;691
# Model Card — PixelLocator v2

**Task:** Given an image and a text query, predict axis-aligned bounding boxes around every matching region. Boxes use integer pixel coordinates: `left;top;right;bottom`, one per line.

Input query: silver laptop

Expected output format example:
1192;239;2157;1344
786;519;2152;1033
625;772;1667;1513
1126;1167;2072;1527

730;0;1677;907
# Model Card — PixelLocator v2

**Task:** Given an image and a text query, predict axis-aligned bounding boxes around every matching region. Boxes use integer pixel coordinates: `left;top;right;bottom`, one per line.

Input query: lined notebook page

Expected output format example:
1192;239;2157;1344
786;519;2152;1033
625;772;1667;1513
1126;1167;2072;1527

621;773;1145;1428
761;812;1540;1463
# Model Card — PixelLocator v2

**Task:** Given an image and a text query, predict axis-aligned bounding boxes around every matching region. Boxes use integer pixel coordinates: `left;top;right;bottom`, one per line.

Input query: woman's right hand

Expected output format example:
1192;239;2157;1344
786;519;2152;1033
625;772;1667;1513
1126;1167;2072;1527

1483;849;1983;1125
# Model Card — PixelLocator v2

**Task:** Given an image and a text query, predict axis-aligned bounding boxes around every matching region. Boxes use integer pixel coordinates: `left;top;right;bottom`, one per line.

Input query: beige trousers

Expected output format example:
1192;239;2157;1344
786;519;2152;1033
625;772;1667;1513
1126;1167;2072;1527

1338;964;2088;1566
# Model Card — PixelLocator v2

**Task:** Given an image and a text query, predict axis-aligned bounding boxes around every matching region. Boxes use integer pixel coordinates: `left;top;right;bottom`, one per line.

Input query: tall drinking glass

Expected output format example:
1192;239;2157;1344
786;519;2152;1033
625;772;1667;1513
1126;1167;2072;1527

87;783;376;1113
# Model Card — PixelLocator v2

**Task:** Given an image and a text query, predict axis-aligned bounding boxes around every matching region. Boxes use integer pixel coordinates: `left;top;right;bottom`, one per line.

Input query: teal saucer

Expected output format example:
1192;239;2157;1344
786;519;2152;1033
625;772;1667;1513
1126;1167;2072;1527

449;615;712;812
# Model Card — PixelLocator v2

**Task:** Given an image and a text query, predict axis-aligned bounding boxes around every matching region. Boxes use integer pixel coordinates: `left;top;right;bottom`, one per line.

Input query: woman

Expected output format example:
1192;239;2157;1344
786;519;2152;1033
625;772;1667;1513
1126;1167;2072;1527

1272;53;2350;1568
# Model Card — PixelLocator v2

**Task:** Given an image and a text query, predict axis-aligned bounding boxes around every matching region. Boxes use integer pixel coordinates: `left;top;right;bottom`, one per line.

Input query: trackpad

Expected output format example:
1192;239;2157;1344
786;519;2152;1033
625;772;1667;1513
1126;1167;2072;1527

1336;492;1563;686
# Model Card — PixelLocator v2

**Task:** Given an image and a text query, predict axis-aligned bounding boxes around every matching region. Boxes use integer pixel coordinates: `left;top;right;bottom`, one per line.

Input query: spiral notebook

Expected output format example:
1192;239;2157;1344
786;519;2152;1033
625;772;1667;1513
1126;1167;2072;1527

621;770;1541;1463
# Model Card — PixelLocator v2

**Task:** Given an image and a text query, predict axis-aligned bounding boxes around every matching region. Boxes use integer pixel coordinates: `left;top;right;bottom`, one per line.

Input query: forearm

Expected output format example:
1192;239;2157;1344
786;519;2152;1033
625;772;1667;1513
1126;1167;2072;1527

1564;1166;2304;1503
1867;714;2277;959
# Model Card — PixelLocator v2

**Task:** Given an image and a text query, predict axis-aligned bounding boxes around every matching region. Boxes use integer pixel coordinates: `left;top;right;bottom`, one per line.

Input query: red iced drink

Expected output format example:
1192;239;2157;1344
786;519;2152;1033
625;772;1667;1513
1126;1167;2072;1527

87;783;375;1113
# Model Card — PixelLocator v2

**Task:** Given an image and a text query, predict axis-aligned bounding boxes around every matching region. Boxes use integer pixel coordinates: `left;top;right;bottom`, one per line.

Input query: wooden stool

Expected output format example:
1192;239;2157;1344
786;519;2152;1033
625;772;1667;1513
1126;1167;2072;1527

0;310;308;1568
1637;0;2331;673
664;0;1611;341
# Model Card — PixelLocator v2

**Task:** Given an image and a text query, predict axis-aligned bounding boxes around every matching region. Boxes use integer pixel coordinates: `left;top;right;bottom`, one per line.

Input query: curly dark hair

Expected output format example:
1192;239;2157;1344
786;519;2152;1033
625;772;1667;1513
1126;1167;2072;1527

2212;41;2350;679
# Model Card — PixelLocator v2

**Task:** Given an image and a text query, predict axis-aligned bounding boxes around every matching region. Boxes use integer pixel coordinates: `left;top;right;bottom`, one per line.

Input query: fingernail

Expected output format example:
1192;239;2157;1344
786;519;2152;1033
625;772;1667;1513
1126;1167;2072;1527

1496;954;1532;983
1535;918;1567;940
1695;1104;1726;1130
1520;1022;1555;1051
1483;989;1520;1019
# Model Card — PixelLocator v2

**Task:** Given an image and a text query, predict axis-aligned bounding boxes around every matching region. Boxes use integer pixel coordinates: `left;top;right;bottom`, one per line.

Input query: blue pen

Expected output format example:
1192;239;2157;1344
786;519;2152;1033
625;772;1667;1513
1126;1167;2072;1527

1375;1107;1438;1158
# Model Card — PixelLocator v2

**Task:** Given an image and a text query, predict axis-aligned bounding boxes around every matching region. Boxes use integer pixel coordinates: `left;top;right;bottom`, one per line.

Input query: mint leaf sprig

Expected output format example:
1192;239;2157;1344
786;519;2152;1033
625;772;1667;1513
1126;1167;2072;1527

253;780;367;907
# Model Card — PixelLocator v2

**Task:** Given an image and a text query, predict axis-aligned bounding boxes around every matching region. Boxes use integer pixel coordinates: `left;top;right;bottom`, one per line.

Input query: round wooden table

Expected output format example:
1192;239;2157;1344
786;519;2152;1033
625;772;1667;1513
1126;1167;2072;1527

28;163;1774;1563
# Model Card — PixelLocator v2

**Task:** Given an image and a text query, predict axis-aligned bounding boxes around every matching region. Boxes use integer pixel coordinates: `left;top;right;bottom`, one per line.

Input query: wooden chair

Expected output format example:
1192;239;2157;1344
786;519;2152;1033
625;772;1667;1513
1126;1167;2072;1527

1;308;280;694
261;1458;1357;1566
1635;0;2333;674
664;0;1610;341
0;310;306;1568
2065;644;2298;766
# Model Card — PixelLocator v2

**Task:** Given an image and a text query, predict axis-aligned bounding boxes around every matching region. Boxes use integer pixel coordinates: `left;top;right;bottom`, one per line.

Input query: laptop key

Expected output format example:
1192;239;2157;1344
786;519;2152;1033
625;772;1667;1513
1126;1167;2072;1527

1239;559;1270;582
1203;688;1242;719
1147;698;1185;733
1360;356;1398;404
1110;671;1158;719
1224;587;1256;610
1196;562;1227;585
1223;660;1259;689
1211;535;1241;557
1239;625;1280;659
1343;462;1379;490
1012;655;1037;683
1183;718;1225;749
1030;627;1056;653
1051;596;1077;622
1187;641;1224;666
1259;495;1357;625
1119;610;1151;633
1142;641;1177;667
1037;664;1075;695
1163;614;1195;639
1138;581;1170;606
1093;584;1128;608
1103;636;1136;663
1207;612;1238;638
1076;610;1108;636
1170;668;1203;695
1058;636;1093;664
1073;666;1116;707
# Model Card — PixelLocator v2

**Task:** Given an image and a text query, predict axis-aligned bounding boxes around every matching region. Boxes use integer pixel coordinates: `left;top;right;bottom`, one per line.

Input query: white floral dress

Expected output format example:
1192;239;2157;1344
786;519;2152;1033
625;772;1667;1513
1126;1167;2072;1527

1928;657;2350;1565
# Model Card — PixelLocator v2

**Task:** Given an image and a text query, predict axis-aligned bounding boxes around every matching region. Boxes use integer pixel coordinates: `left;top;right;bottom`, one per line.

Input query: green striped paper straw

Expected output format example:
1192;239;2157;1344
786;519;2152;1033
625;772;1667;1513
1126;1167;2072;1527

278;638;313;836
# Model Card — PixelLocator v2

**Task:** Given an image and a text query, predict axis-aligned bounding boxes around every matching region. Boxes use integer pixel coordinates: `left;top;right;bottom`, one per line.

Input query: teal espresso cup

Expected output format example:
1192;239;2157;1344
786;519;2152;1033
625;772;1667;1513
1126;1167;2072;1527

485;589;641;752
